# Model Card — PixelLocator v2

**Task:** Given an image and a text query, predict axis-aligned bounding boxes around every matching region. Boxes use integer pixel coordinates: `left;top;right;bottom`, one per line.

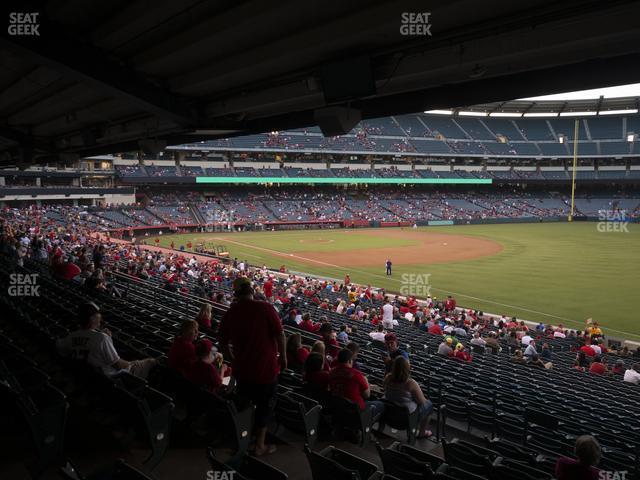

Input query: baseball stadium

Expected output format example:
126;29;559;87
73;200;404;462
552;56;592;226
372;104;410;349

1;2;640;480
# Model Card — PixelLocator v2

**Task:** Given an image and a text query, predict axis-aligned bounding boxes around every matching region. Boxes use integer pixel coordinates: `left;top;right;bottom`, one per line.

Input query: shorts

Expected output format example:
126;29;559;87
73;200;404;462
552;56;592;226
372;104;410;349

237;381;278;428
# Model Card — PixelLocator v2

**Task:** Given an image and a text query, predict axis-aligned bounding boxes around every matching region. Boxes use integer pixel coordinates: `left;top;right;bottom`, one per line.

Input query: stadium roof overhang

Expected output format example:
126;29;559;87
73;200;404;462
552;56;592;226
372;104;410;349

438;96;640;117
2;0;640;165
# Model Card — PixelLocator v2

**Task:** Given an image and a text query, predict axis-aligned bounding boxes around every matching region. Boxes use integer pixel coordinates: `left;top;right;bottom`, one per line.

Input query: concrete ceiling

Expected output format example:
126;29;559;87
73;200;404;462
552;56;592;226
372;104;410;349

1;0;640;164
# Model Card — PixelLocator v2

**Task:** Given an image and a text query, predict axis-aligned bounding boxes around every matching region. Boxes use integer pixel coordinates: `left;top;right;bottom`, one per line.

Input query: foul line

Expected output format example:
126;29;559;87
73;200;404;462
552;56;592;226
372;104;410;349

213;236;640;339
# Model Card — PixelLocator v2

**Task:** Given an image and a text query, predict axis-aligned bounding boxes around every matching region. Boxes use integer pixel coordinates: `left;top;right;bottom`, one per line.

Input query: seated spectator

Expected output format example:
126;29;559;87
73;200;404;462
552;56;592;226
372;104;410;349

470;332;486;348
383;332;409;372
286;332;310;371
540;343;552;361
437;337;454;356
186;339;229;392
383;356;433;438
57;302;156;379
576;351;590;369
555;435;601;480
311;340;330;371
300;313;321;333
369;324;386;342
337;324;350;344
524;340;538;360
510;349;526;364
168;320;199;376
529;354;547;369
484;332;501;353
624;363;640;384
195;303;213;329
303;352;330;391
611;360;625;375
319;322;340;360
588;356;607;375
329;349;384;417
453;343;472;362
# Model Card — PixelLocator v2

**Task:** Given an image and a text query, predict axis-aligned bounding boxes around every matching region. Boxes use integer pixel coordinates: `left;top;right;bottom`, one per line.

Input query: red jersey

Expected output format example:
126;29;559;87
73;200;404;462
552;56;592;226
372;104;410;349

220;299;283;384
329;364;368;410
428;324;443;335
168;337;196;376
263;280;273;298
589;362;606;375
186;360;222;392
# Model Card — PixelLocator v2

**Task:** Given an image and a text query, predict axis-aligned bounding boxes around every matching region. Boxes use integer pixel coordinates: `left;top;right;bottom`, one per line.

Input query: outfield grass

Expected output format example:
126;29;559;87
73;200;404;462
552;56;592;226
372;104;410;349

151;223;640;338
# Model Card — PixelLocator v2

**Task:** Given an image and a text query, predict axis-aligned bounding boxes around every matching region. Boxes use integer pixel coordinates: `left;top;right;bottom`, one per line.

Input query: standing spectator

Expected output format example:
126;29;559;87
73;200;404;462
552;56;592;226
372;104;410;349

220;277;286;456
555;435;601;480
383;356;433;438
329;349;384;417
385;258;392;276
382;298;395;330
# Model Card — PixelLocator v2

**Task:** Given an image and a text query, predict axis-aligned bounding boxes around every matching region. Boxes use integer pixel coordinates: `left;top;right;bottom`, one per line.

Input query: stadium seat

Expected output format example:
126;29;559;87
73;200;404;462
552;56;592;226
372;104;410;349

304;445;379;480
377;399;421;445
274;391;322;450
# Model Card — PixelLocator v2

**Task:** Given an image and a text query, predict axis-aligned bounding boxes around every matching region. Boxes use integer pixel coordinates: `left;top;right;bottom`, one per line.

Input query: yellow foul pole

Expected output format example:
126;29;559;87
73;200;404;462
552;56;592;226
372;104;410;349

569;119;579;221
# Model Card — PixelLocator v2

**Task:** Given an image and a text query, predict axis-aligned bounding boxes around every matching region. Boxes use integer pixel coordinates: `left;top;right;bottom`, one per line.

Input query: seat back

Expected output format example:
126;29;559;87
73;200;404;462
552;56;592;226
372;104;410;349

376;443;433;480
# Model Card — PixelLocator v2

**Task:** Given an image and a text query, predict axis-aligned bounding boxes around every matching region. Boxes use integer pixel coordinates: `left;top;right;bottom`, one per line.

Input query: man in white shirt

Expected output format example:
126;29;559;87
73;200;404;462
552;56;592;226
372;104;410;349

382;299;394;330
524;341;538;360
521;333;533;346
591;343;602;356
624;364;640;385
369;324;386;342
470;333;487;348
57;302;156;379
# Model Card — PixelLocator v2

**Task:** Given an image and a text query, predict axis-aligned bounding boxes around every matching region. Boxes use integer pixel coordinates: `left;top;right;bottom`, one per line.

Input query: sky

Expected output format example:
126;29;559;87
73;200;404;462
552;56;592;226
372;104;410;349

521;83;640;101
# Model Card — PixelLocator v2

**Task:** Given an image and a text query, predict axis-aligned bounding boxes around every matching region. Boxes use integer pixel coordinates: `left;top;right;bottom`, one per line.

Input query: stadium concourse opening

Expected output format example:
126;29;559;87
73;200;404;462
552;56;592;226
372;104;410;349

2;2;640;480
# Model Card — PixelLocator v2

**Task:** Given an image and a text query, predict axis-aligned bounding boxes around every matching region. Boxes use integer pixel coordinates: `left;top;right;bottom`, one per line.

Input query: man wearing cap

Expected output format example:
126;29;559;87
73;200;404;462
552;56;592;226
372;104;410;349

383;332;409;372
57;302;156;379
220;276;286;456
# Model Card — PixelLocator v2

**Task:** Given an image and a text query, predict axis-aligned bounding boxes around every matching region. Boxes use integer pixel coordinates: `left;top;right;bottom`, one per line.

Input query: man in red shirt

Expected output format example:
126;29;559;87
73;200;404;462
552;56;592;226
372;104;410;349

588;356;607;375
329;349;384;417
263;277;273;300
428;322;443;335
220;277;286;456
580;344;596;357
300;313;321;333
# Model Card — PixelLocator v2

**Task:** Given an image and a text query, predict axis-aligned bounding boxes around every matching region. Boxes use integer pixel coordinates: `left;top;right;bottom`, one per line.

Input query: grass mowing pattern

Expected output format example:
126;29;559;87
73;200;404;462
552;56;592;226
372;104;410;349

151;223;640;338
